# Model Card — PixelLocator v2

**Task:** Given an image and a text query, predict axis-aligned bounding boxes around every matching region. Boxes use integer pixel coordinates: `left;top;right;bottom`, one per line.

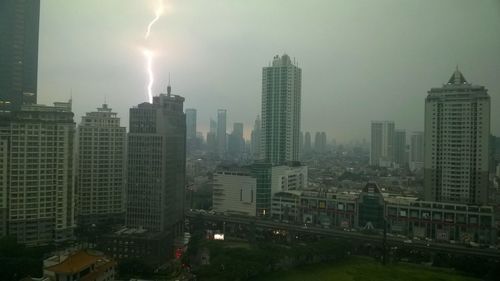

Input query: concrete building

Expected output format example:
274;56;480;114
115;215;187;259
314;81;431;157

424;68;490;204
185;108;197;140
43;250;116;281
228;122;244;159
126;86;185;234
270;164;308;193
261;54;301;165
314;131;327;153
304;132;311;153
217;109;227;157
0;101;75;245
250;115;261;159
409;131;424;171
212;163;307;217
271;190;301;223
0;0;40;113
213;168;256;216
76;104;126;226
370;121;395;167
394;129;406;168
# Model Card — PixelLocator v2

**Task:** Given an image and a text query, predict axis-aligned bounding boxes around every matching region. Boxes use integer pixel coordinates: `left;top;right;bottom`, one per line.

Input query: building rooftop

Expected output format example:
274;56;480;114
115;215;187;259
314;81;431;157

45;250;110;274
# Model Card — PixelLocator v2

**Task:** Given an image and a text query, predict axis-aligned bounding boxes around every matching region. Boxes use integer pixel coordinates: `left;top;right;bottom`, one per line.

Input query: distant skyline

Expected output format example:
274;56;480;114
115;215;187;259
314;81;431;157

37;0;500;142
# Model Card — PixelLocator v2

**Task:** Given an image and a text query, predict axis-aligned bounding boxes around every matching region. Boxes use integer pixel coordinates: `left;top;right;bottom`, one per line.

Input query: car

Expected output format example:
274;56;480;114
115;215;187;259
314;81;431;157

403;239;413;244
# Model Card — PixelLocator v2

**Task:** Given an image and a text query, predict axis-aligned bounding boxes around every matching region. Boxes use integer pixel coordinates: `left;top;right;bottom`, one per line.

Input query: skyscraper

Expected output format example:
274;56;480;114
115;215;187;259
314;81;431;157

409;132;424;171
126;87;185;233
185;108;197;140
228;122;244;158
261;54;301;165
77;104;126;226
251;115;261;159
314;131;327;153
304;132;311;153
0;0;40;112
0;101;75;245
370;121;395;167
394;129;407;168
217;109;227;157
206;118;217;153
424;68;490;204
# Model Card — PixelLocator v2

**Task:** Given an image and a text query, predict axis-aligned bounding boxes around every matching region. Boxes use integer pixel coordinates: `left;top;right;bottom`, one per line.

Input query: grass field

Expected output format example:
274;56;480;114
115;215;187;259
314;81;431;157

256;256;479;281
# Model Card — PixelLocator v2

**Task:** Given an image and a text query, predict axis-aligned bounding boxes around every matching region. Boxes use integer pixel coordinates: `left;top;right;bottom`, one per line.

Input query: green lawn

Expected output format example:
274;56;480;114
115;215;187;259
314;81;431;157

257;256;479;281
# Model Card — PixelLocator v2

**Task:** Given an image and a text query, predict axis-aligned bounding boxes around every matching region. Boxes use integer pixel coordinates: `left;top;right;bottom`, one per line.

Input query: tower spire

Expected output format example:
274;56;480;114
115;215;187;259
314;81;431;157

167;73;171;96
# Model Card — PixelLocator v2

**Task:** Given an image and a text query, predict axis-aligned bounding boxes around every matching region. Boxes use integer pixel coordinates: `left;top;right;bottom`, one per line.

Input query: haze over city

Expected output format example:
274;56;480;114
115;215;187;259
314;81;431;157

37;0;500;142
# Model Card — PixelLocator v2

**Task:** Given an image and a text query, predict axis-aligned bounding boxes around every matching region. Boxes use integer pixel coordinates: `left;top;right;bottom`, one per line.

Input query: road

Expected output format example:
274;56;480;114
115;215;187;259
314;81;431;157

185;211;500;259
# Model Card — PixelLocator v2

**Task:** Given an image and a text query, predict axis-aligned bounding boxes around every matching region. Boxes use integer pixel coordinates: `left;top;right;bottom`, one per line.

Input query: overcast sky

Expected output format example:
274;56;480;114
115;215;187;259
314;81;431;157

38;0;500;143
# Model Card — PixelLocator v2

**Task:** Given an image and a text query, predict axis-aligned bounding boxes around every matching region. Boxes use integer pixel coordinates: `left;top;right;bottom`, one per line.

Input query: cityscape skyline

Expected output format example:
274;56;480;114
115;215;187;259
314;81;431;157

36;0;500;142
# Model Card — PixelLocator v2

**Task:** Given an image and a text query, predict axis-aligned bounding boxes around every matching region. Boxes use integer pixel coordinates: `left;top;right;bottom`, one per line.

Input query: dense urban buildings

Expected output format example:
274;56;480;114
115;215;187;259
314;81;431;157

76;104;126;226
370;121;395;167
424;69;490;204
0;0;40;113
126;87;186;234
0;101;75;245
261;54;302;165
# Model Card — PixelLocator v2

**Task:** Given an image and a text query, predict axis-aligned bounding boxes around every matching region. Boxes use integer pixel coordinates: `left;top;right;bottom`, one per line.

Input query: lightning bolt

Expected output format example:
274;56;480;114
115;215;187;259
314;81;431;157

145;0;164;39
143;0;164;103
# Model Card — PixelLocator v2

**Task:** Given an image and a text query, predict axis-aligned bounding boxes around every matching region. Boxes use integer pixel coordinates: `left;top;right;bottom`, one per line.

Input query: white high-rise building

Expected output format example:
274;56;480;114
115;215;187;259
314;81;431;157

424;68;490;204
370;121;395;167
0;101;75;245
76;104;126;226
409;132;424;171
261;54;301;165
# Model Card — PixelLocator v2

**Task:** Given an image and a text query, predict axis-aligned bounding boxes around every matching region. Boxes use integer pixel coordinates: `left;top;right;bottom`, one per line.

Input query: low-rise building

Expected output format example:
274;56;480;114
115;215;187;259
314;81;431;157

43;250;116;281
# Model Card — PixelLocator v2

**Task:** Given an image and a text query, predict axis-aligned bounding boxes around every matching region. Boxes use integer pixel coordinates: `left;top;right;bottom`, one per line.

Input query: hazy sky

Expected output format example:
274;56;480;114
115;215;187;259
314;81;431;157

38;0;500;142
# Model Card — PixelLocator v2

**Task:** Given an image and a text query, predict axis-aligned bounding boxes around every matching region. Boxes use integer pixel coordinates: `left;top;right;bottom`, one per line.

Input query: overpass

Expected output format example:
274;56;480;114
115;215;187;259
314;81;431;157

185;211;500;259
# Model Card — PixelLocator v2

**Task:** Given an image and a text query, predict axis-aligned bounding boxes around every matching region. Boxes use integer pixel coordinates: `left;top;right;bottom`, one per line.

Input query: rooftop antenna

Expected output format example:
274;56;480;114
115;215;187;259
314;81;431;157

167;72;172;96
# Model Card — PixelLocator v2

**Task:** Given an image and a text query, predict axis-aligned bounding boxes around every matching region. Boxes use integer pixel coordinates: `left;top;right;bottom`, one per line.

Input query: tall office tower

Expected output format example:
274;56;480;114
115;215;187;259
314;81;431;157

206;118;217;152
126;87;186;233
185;109;197;140
299;132;304;154
370;121;395;167
394;130;406;168
0;0;40;112
228;122;244;158
261;54;301;165
409;132;424;171
304;132;311;153
0;101;75;245
76;104;126;226
185;108;198;153
217;109;227;157
424;69;490;204
251;115;261;159
314;131;327;153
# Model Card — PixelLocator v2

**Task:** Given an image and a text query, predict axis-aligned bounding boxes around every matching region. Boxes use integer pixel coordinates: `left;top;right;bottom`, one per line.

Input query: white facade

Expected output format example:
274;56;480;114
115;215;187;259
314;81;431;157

212;170;256;216
77;104;126;225
370;121;395;167
0;101;75;245
271;165;308;194
424;69;490;204
261;54;301;165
